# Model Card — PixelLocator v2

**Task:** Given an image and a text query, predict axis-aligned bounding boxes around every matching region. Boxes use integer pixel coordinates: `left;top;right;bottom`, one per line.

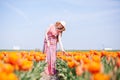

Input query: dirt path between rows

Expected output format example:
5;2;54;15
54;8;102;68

40;66;58;80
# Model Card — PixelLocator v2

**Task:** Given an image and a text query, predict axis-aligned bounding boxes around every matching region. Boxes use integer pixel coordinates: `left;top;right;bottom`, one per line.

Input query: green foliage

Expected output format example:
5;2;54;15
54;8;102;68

56;59;91;80
14;56;120;80
15;61;46;80
101;56;115;73
116;68;120;80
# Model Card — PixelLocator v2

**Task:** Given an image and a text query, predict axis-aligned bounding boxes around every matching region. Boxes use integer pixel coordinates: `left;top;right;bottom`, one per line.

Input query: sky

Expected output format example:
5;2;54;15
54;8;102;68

0;0;120;50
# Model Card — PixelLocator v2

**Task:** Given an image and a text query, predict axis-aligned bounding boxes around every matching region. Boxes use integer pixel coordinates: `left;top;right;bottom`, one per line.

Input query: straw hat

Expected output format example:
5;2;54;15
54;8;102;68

59;21;66;28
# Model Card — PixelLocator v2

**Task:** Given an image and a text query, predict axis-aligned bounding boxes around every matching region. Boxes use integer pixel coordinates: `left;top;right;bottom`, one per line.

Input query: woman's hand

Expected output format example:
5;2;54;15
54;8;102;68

47;41;50;47
62;51;69;56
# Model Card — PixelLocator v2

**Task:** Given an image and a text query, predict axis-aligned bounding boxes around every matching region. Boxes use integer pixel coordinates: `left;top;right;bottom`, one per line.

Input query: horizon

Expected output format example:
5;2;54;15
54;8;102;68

0;0;120;50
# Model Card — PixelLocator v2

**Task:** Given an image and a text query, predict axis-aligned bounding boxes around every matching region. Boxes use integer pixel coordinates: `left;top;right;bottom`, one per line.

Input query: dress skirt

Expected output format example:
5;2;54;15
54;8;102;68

43;35;57;75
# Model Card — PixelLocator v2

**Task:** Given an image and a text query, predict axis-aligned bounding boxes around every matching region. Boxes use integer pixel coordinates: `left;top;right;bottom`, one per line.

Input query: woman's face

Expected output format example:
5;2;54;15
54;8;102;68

57;24;64;29
55;22;65;32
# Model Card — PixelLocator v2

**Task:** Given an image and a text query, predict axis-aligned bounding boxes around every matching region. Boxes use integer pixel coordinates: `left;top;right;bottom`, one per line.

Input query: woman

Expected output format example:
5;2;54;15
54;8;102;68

43;21;67;75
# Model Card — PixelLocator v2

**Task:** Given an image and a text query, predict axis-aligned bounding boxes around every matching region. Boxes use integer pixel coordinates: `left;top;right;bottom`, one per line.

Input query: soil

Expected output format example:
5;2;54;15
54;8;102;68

40;66;58;80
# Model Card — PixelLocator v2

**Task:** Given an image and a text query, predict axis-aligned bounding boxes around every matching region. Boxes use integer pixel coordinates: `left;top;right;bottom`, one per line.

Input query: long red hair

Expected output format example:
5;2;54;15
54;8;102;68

55;22;65;32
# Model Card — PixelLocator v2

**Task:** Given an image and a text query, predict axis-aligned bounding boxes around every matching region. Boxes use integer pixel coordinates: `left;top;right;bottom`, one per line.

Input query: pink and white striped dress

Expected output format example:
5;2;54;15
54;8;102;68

43;24;59;75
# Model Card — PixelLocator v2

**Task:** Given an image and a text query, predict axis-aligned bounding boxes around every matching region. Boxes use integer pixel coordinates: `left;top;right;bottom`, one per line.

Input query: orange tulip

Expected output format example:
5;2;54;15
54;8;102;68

20;51;28;58
82;57;90;64
92;55;100;63
8;53;21;65
88;61;101;74
61;56;66;61
117;52;120;58
0;53;4;60
27;55;34;61
3;57;9;63
19;59;33;71
7;73;18;80
101;51;107;57
0;62;18;80
92;73;110;80
2;52;8;56
0;72;8;80
67;61;76;68
74;55;82;62
2;63;14;74
66;56;72;62
35;55;41;62
116;58;120;68
41;56;46;60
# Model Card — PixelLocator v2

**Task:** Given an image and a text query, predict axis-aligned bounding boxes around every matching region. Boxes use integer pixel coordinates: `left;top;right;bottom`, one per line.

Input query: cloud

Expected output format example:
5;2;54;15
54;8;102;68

5;1;32;25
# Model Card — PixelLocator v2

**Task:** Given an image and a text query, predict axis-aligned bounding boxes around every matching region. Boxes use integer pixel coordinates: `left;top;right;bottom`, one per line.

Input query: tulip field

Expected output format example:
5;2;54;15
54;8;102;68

0;50;120;80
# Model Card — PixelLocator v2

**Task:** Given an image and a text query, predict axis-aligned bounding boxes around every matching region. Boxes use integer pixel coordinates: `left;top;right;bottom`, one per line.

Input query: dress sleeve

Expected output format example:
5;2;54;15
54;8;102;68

45;24;52;41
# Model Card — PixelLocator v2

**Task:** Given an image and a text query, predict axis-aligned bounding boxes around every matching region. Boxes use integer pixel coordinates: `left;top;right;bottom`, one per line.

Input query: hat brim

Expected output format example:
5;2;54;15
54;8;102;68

59;21;66;28
56;27;65;32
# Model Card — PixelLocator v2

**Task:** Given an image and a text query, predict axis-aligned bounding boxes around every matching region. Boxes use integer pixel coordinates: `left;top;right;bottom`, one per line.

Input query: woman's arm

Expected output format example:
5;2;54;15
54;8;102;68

58;33;65;52
45;26;51;47
58;33;69;56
